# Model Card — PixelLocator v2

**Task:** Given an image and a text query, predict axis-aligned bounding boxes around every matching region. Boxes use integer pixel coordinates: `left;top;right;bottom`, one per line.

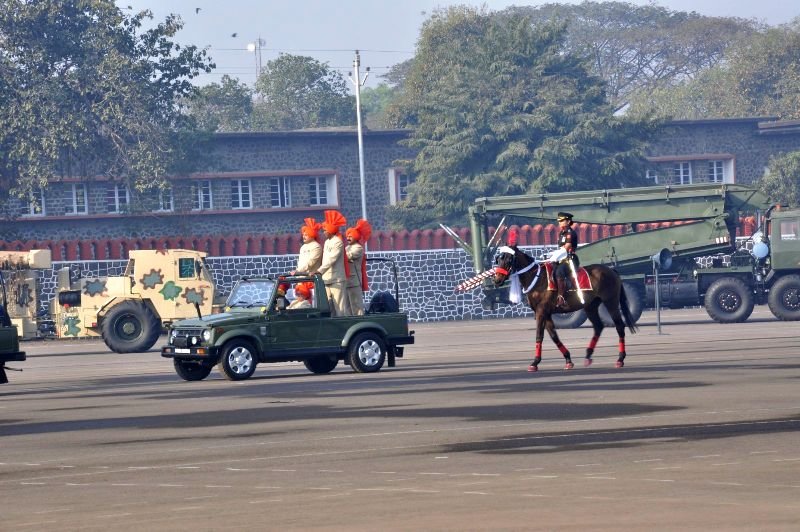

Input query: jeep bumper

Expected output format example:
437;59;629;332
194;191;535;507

161;346;220;361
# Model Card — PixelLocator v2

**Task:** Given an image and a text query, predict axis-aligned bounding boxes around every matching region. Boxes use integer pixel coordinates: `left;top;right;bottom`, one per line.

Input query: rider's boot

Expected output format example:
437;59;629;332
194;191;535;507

555;277;567;308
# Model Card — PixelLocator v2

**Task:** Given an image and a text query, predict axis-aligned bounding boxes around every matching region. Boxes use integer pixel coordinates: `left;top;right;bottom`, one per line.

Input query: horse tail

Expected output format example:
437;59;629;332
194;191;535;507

619;282;639;334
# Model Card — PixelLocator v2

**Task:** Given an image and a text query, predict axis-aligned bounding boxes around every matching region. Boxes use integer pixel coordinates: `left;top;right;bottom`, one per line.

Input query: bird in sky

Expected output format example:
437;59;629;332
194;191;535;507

195;8;201;14
231;32;238;38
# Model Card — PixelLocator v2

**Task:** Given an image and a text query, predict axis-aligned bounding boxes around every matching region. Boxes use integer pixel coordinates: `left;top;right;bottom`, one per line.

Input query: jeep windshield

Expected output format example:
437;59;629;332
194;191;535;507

226;279;276;308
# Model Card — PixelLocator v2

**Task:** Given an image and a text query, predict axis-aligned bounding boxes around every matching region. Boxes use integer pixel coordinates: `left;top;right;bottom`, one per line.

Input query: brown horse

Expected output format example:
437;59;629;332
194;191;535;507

493;245;637;372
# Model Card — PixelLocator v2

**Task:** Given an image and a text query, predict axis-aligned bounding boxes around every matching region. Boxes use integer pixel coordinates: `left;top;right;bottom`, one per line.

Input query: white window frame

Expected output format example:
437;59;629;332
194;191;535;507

309;176;333;206
70;183;88;215
673;162;692;185
708;160;724;183
155;186;174;212
388;168;414;205
192;180;213;211
26;188;46;217
231;179;252;209
270;177;292;208
106;184;130;213
645;169;658;185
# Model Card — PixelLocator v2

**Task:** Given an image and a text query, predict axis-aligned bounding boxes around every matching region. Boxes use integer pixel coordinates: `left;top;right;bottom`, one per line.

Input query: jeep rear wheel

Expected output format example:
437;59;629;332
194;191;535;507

347;332;386;373
218;339;257;381
303;356;338;374
101;300;162;353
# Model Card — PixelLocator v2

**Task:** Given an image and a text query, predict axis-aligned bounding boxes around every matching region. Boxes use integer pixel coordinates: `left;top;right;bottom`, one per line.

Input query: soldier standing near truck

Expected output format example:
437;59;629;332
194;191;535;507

292;218;323;275
345;219;372;316
316;210;349;316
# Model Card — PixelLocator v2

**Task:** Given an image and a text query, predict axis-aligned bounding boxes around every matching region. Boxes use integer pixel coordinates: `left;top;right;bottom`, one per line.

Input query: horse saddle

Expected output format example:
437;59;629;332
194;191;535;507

543;262;592;291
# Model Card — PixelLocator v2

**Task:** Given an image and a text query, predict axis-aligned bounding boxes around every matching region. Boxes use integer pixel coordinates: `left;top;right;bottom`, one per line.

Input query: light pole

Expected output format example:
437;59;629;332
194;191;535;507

349;51;369;223
247;37;265;82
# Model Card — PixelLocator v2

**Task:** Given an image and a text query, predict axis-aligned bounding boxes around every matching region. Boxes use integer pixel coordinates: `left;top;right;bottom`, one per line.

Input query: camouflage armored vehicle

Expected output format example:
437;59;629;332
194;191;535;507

53;249;221;352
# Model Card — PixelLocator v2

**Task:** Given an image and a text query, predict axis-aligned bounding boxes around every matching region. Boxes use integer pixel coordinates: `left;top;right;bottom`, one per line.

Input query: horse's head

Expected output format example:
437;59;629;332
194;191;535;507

493;246;517;286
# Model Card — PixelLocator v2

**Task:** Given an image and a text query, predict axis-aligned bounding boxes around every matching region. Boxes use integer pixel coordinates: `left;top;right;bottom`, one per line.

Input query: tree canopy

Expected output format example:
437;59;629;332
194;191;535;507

251;54;355;130
186;75;253;133
628;22;800;120
505;2;760;112
0;0;214;205
386;6;659;227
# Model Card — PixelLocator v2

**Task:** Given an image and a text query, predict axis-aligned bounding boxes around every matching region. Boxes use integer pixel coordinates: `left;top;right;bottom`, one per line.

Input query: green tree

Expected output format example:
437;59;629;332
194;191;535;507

508;2;760;111
360;84;396;129
388;6;658;227
758;151;800;207
628;22;800;120
252;54;355;130
0;0;214;205
186;75;253;132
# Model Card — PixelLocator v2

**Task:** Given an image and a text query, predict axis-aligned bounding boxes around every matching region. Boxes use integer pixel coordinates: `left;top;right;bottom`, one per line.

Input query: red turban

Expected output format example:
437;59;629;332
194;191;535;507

346;219;372;244
322;210;346;235
295;281;313;299
301;217;319;239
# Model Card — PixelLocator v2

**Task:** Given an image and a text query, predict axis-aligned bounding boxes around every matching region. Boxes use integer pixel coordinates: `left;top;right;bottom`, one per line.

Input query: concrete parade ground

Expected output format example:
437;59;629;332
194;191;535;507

1;307;799;531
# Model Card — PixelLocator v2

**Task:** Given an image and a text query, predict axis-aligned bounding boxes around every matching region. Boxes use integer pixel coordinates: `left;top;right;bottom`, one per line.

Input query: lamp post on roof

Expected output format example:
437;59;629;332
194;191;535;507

349;50;369;222
246;37;265;82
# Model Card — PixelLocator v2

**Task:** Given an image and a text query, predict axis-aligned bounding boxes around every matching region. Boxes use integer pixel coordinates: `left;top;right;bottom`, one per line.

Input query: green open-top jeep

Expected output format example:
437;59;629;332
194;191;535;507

162;271;414;381
0;270;25;384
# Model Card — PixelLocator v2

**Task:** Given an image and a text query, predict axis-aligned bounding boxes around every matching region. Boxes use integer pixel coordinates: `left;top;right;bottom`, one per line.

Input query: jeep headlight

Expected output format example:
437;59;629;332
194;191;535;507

202;329;212;342
169;329;177;345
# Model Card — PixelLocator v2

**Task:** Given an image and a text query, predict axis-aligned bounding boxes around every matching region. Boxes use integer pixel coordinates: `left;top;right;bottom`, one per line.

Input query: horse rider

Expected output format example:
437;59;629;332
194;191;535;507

553;211;579;308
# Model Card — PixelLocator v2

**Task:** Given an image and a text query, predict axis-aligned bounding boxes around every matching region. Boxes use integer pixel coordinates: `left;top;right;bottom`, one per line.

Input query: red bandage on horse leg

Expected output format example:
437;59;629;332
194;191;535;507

535;342;542;358
556;342;569;355
588;336;600;350
618;339;626;353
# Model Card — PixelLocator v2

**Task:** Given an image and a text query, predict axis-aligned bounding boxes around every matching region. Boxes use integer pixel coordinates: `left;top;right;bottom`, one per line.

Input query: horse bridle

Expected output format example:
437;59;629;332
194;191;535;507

495;246;542;294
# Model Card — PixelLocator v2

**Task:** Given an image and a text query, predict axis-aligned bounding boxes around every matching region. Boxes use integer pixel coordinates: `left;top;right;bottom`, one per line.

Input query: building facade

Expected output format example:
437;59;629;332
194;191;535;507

2;118;799;247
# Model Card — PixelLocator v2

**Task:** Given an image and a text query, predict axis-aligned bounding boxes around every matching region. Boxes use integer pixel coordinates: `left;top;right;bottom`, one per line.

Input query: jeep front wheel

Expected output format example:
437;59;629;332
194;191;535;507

347;332;386;373
218;339;257;381
174;360;213;381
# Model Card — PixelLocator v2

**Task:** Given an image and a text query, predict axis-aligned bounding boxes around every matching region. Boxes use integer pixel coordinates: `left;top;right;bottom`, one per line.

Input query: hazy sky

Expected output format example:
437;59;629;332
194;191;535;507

120;0;800;88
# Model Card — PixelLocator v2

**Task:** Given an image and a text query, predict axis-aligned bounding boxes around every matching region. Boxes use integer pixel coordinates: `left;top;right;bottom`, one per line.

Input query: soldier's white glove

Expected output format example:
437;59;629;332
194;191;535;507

548;248;567;263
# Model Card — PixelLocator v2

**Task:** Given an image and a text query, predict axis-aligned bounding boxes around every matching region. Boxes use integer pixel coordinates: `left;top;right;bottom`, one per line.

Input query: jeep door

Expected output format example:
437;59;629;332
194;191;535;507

267;307;322;354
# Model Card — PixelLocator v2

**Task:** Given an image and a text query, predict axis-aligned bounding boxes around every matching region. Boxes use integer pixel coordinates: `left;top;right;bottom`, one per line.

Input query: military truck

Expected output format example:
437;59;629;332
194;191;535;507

51;249;221;352
0;270;25;384
161;270;414;381
467;183;800;325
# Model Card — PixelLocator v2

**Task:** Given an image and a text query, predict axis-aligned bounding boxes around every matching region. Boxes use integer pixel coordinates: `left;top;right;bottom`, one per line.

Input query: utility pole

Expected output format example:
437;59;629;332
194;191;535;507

349;51;369;223
247;37;266;82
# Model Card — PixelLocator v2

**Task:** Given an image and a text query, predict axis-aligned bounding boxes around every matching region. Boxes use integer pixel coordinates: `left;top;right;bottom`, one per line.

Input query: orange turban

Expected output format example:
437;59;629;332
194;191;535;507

322;210;346;235
346;219;372;244
301;217;319;239
295;281;313;299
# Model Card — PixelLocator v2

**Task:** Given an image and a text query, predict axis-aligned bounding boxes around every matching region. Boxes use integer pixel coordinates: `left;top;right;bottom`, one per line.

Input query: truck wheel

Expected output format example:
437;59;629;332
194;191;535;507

347;332;386;373
101;300;162;353
704;278;754;323
173;360;213;381
218;339;257;381
303;356;338;374
767;274;800;321
551;309;587;328
599;282;644;326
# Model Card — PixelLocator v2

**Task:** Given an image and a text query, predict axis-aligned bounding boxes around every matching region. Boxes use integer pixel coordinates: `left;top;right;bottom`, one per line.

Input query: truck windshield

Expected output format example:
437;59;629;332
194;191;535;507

227;280;276;308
